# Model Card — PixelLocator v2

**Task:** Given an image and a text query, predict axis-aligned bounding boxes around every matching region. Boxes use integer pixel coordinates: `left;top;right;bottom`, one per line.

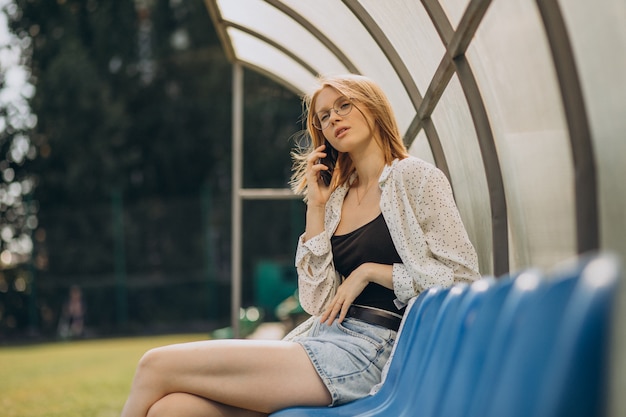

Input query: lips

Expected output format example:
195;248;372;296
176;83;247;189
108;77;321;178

334;126;349;137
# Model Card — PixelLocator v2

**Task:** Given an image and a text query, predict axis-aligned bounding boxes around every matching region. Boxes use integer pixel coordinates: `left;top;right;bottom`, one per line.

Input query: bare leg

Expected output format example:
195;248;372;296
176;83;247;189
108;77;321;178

147;393;266;417
121;339;331;417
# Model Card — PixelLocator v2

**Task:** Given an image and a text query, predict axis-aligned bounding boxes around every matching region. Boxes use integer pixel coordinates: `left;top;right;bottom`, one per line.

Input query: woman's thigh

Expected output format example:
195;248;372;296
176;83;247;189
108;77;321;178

141;339;331;413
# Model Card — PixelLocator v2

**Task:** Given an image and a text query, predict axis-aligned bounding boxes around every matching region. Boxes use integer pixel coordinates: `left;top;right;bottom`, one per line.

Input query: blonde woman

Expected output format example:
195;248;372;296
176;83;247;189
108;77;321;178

120;74;480;417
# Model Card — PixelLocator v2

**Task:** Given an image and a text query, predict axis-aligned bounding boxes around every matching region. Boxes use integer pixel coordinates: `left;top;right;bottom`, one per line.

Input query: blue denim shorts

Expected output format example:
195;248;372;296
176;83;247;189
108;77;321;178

292;316;397;406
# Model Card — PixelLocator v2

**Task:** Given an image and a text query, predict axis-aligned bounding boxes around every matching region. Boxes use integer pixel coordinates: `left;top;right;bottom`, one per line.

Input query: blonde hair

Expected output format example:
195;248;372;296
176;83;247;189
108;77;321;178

290;74;409;196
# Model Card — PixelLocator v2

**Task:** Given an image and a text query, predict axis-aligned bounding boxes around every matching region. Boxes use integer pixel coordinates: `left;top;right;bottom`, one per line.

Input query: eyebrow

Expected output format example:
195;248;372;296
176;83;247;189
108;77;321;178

315;103;333;114
315;96;345;114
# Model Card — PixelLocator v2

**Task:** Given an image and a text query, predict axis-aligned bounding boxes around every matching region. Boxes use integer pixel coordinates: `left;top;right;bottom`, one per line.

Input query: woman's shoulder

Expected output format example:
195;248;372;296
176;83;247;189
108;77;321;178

388;156;442;181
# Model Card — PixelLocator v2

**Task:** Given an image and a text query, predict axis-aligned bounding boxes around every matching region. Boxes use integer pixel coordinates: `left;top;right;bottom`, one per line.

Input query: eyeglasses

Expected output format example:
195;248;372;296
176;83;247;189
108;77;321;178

312;96;354;130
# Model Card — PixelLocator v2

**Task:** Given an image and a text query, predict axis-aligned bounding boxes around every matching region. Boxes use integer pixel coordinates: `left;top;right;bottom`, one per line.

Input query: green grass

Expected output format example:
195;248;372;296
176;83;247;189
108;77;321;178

0;334;208;417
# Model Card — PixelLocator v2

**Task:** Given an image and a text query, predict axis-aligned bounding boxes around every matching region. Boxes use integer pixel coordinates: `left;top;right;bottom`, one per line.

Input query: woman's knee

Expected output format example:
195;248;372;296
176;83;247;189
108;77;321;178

134;346;170;386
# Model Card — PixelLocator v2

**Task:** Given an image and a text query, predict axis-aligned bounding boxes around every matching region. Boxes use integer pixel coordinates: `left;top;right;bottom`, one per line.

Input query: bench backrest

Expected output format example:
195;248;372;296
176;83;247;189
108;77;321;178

270;253;621;417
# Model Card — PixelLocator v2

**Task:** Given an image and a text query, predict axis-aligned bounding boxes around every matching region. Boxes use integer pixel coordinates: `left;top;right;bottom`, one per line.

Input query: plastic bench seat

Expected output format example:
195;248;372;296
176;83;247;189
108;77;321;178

270;253;621;417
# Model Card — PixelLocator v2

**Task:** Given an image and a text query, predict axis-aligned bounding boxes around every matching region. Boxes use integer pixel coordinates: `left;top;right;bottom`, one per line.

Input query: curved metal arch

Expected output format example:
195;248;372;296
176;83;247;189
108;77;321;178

421;0;454;45
204;0;237;62
343;0;424;110
423;0;509;275
419;0;492;117
236;61;306;96
264;0;361;75
342;0;452;183
414;0;456;124
420;118;453;182
453;0;509;275
535;0;599;254
454;57;509;276
224;21;320;77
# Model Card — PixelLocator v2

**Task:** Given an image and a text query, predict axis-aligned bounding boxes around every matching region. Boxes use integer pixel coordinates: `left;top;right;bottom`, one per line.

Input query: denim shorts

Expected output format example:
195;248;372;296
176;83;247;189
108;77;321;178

292;316;397;406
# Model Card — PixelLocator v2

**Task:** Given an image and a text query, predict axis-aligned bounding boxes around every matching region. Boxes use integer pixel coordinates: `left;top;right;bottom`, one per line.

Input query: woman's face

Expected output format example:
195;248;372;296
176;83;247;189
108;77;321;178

313;86;375;154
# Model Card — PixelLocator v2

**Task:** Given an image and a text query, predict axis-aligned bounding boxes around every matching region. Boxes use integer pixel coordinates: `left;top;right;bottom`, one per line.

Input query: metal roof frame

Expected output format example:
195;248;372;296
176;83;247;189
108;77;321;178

204;0;601;336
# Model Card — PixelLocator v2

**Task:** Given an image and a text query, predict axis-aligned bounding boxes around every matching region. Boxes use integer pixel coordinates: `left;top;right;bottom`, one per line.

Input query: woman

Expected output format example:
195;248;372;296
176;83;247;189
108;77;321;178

120;74;480;417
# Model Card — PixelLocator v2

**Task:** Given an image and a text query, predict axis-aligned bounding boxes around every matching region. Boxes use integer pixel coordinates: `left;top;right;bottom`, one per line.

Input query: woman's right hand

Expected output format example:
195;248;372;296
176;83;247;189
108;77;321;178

306;144;335;207
302;144;337;242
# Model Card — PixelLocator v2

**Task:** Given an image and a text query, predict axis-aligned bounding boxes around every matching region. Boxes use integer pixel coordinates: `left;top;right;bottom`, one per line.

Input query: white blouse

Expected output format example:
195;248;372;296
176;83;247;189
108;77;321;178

295;156;481;316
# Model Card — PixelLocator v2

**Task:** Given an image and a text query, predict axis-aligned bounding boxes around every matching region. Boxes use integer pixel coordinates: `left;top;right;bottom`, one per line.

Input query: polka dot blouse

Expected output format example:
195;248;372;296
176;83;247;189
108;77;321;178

295;156;481;316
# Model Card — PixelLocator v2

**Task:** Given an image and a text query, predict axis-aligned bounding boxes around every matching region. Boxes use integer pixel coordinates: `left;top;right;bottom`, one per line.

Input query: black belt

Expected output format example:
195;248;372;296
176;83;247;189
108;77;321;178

346;305;402;332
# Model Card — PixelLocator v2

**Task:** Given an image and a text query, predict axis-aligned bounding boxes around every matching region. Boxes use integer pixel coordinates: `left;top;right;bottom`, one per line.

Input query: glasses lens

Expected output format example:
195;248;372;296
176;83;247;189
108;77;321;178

312;114;323;130
312;97;353;130
336;98;352;117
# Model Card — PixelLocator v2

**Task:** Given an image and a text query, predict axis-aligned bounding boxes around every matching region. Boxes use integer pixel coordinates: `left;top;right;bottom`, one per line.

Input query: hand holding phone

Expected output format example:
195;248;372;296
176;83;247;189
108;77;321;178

318;141;338;186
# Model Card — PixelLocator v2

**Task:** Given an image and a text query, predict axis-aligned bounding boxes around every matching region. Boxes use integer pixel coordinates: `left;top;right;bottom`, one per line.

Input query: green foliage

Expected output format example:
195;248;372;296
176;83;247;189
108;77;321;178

15;0;233;203
1;0;305;338
0;1;38;270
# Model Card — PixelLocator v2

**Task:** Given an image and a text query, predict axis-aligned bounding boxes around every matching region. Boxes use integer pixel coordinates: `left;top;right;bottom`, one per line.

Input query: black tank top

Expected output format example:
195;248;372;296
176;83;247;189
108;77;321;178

331;213;405;315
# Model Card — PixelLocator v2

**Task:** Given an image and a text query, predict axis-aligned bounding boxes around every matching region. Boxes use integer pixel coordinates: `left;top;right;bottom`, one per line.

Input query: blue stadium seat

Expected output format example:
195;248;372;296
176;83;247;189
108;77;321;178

397;278;499;417
271;253;621;417
435;274;520;416
532;254;620;417
464;269;546;417
480;253;619;417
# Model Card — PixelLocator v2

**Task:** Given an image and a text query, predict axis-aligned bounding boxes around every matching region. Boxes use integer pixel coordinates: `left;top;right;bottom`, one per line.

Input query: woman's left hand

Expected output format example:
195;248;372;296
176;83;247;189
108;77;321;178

320;263;395;325
320;264;371;326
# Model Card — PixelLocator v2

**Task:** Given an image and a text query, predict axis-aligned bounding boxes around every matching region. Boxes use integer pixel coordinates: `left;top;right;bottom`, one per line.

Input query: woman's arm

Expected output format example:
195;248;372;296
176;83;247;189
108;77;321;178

295;222;341;316
382;158;480;304
303;204;325;243
294;145;344;316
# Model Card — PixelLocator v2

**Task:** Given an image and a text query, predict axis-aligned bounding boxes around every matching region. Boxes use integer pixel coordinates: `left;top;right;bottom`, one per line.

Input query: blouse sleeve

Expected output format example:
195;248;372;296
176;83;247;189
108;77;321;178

294;229;342;316
381;158;480;304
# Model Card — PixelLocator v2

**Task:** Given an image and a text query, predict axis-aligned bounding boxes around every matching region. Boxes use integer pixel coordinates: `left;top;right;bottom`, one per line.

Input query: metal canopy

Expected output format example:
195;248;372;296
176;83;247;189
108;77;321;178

205;3;626;411
205;0;626;281
206;0;626;272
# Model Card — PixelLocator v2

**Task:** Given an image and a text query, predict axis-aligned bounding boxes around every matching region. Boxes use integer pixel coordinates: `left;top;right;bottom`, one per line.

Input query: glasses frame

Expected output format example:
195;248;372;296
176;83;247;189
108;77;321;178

312;96;355;130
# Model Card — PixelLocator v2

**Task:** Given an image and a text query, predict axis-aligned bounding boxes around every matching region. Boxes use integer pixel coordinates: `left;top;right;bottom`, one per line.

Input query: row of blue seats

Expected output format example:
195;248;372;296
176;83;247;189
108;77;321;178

271;252;621;417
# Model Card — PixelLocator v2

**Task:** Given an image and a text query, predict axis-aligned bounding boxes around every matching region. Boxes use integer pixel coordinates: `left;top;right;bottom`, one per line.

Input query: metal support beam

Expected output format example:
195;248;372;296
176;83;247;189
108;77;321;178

229;67;300;339
231;63;243;338
535;0;598;254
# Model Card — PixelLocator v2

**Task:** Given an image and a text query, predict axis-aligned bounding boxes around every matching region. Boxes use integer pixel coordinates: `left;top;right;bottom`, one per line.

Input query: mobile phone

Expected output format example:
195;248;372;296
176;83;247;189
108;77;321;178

318;140;338;186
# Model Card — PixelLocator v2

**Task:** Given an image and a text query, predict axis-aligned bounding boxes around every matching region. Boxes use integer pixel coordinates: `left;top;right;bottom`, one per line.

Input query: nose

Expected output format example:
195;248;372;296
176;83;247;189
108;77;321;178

329;109;342;124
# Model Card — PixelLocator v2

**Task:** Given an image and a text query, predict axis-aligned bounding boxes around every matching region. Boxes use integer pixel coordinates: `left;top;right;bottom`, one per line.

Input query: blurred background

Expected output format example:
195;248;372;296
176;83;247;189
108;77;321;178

0;0;304;342
1;1;624;416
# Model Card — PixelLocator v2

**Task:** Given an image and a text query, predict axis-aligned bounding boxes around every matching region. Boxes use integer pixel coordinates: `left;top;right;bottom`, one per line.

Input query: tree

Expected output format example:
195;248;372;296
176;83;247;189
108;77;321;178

0;0;37;271
2;0;303;338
